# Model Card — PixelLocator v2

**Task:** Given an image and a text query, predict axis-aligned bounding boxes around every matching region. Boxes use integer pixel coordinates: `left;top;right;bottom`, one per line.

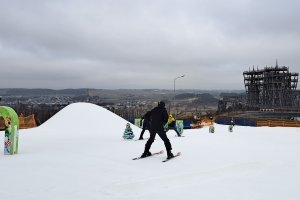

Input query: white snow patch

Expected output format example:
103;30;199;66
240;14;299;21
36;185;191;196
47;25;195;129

0;102;300;200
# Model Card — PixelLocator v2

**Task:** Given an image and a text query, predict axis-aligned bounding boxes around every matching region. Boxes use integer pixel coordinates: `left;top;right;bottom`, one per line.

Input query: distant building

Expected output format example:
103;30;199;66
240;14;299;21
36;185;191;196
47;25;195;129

217;94;246;113
243;61;299;108
296;90;300;107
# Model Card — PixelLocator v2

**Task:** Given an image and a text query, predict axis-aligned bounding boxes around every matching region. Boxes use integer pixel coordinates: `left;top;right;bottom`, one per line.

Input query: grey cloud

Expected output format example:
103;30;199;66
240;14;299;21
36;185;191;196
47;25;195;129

0;0;299;89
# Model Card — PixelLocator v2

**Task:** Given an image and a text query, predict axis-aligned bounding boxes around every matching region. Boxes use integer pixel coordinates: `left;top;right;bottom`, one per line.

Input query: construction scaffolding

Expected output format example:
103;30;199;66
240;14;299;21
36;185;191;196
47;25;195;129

243;62;298;108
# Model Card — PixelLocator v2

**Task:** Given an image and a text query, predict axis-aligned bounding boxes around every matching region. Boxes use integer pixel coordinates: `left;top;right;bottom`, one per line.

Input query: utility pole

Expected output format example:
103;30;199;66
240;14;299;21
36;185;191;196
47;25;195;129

173;75;185;118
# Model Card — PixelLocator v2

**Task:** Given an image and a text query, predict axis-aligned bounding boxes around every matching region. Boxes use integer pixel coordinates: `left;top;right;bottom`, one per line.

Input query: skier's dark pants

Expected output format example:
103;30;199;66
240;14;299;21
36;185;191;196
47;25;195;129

139;125;148;139
144;130;172;153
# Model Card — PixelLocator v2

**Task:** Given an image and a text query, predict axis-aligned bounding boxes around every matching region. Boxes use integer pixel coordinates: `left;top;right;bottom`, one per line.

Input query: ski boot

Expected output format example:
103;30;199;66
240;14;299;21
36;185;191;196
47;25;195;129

167;151;174;159
141;151;152;158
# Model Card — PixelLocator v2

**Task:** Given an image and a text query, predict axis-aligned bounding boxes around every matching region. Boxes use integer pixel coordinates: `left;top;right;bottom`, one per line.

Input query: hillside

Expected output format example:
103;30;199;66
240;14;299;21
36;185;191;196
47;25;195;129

175;93;219;105
0;102;299;200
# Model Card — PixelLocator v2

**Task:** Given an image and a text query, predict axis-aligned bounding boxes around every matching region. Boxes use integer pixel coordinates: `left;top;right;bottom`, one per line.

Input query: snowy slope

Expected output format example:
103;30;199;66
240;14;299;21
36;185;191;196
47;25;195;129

1;102;300;200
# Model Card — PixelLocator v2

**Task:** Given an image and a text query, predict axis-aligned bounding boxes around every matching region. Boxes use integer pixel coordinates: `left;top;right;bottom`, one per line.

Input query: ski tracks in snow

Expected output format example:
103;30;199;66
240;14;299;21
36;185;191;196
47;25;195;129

99;161;262;199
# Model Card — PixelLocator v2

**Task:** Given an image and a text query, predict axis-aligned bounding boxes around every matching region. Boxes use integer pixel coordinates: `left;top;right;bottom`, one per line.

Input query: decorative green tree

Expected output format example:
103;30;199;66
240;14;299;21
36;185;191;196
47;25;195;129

123;123;135;139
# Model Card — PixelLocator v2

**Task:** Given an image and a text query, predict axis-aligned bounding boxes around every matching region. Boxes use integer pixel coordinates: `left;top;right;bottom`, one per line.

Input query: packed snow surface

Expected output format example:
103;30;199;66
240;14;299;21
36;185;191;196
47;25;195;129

1;103;300;200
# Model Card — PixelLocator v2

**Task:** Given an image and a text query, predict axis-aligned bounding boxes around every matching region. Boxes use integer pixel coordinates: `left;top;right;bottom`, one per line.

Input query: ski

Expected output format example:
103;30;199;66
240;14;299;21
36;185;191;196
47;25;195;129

132;150;164;160
162;152;181;162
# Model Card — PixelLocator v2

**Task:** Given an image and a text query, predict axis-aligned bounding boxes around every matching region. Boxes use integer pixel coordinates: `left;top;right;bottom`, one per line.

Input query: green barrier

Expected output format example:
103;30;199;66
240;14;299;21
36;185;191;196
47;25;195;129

134;118;143;128
209;125;215;133
0;106;19;155
175;120;184;135
229;125;233;132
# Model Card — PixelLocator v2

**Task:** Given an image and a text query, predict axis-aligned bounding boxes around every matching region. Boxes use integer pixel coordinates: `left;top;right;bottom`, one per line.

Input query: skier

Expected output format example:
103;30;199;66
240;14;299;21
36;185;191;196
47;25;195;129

123;123;135;139
138;111;151;140
229;117;234;132
230;117;235;126
209;116;214;125
141;101;175;159
167;114;181;137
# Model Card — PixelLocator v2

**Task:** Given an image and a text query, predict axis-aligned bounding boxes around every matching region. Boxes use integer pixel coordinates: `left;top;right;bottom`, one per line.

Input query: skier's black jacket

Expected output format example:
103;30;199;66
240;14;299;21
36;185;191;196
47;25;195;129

149;102;168;132
142;111;151;129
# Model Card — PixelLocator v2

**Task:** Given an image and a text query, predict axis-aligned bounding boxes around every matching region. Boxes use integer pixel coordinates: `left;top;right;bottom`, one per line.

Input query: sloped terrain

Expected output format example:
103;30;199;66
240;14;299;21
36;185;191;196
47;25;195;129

0;102;300;200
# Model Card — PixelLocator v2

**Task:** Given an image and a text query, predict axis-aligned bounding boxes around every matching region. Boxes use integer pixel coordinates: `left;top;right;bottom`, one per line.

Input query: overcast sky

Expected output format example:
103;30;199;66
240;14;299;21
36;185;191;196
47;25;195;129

0;0;299;90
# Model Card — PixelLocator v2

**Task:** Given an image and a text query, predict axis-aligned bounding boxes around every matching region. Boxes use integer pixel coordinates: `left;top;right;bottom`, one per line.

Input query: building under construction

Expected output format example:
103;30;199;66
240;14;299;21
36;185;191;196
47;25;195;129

243;62;299;109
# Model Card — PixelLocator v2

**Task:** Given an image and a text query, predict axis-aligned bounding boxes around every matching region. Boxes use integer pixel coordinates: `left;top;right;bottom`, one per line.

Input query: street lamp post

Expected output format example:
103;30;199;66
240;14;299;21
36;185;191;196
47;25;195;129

173;75;185;117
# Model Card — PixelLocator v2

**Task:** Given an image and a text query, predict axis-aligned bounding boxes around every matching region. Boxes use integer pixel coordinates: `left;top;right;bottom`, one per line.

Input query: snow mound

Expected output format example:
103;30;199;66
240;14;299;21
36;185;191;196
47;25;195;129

40;102;137;133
